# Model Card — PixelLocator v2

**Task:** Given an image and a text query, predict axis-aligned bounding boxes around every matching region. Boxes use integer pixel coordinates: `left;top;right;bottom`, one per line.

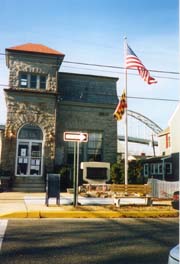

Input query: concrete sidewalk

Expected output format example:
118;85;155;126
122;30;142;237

0;192;178;219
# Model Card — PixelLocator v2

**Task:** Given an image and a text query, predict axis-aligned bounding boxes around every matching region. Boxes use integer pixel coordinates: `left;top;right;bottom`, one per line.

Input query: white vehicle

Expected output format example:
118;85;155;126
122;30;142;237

168;244;179;264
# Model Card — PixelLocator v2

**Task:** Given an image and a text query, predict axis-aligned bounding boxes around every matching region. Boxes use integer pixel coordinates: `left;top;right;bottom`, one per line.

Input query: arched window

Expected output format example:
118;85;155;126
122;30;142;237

18;124;43;140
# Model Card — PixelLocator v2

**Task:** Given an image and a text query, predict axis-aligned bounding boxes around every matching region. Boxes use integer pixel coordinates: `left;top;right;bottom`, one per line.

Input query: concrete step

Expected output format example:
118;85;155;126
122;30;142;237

13;176;45;192
14;177;45;183
13;183;45;188
12;187;45;192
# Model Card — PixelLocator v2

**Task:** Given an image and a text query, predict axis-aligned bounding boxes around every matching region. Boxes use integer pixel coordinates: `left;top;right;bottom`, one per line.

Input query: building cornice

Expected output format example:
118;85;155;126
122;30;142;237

59;71;119;81
4;88;58;97
58;100;117;109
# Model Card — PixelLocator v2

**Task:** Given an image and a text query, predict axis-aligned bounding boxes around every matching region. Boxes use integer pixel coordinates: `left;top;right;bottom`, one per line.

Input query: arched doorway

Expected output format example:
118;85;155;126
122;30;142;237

15;124;43;176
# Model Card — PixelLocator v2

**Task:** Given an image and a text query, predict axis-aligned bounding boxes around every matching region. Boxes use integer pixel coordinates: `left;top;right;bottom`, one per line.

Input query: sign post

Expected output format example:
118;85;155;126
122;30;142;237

76;141;80;207
64;132;88;207
73;142;77;207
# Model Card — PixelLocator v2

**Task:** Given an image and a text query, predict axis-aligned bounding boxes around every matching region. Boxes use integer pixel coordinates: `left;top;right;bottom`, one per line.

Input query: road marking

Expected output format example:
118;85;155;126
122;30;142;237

0;220;8;251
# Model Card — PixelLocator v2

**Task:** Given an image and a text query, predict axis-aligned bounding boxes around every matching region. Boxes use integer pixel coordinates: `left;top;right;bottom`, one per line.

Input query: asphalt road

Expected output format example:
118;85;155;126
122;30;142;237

0;218;179;264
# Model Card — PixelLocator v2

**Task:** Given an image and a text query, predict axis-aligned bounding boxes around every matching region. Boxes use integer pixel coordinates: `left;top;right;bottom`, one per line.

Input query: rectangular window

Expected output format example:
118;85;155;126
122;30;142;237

88;132;102;161
66;131;103;164
150;164;155;175
20;74;28;88
155;163;158;174
143;164;149;177
165;163;172;174
19;73;47;90
150;163;162;175
40;76;46;89
166;134;171;148
30;75;37;88
158;163;163;174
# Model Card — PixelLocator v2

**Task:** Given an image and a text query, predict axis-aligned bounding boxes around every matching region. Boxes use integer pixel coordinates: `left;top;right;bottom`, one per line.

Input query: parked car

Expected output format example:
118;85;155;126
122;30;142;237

172;191;179;210
168;244;179;264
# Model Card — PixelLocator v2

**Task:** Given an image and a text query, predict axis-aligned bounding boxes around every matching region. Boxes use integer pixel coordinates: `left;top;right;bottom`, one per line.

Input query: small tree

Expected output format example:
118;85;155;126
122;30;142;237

128;160;143;184
110;161;124;184
110;159;143;184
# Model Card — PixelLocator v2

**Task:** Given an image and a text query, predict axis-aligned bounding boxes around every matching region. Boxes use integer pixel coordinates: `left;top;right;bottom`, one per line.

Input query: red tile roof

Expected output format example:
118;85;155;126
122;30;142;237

6;43;64;56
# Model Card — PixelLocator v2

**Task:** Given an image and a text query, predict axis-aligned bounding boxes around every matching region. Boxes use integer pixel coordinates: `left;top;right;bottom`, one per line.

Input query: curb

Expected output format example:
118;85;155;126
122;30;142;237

0;210;178;219
39;210;179;219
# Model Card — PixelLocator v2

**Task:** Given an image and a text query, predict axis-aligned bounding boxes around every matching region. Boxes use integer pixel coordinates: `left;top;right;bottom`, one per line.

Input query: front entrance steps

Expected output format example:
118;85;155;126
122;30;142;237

12;176;45;192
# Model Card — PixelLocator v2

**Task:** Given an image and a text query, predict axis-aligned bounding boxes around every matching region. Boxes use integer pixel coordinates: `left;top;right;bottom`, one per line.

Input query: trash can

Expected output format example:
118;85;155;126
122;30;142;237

45;174;60;206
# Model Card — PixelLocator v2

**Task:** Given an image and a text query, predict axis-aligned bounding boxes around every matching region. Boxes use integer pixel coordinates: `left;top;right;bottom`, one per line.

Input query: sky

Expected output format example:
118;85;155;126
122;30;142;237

0;0;179;134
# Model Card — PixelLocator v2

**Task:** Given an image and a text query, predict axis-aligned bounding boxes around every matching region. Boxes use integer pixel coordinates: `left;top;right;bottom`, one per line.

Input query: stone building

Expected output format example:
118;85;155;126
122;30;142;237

0;43;118;191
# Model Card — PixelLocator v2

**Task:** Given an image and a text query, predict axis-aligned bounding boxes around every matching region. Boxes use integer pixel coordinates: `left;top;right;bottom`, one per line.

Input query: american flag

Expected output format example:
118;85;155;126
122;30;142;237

125;44;157;85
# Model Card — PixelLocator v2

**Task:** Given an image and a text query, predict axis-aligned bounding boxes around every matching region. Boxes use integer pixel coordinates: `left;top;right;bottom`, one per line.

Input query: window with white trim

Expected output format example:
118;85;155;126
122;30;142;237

158;163;163;174
19;73;47;89
150;163;163;175
143;163;149;177
150;164;155;175
165;163;172;174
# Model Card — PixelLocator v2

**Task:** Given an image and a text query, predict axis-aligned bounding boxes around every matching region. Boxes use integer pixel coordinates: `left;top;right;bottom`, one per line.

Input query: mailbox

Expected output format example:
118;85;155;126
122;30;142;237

45;174;60;206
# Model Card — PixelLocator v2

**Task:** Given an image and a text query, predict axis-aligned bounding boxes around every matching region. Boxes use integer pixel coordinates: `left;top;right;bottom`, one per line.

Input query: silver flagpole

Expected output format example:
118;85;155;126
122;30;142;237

124;36;128;185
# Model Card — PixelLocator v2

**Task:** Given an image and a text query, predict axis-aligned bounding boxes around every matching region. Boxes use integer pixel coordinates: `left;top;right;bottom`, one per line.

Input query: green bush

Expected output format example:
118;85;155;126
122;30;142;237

128;160;143;184
54;165;72;191
110;161;124;184
110;159;143;184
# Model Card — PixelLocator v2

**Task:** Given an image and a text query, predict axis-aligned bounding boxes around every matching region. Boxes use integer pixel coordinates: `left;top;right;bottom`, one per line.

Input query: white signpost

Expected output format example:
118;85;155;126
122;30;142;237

63;132;88;207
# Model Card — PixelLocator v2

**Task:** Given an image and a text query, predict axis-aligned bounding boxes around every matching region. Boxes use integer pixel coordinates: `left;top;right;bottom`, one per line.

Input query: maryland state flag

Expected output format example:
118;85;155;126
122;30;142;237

113;90;127;120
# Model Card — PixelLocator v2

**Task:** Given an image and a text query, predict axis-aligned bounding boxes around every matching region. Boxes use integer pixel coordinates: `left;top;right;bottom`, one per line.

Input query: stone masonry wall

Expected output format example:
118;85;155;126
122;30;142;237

2;51;59;176
2;91;56;175
8;53;58;92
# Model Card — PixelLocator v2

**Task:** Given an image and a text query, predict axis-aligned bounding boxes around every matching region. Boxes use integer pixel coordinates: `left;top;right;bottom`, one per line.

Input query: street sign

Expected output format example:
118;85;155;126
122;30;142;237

63;131;88;142
63;131;88;207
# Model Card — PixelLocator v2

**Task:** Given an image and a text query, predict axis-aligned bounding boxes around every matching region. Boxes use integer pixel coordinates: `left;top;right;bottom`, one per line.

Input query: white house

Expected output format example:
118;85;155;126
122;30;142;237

168;103;180;154
142;103;180;181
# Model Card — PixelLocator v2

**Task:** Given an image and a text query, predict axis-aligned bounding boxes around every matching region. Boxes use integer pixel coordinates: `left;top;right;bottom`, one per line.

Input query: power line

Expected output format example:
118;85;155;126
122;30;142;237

63;60;179;75
127;96;179;102
0;52;179;75
61;66;179;80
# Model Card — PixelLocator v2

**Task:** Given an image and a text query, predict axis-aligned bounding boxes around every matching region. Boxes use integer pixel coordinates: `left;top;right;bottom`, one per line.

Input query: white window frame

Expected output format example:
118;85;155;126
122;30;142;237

150;163;164;175
165;162;172;174
150;164;155;175
158;163;163;174
143;163;149;177
15;139;44;176
19;73;47;89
